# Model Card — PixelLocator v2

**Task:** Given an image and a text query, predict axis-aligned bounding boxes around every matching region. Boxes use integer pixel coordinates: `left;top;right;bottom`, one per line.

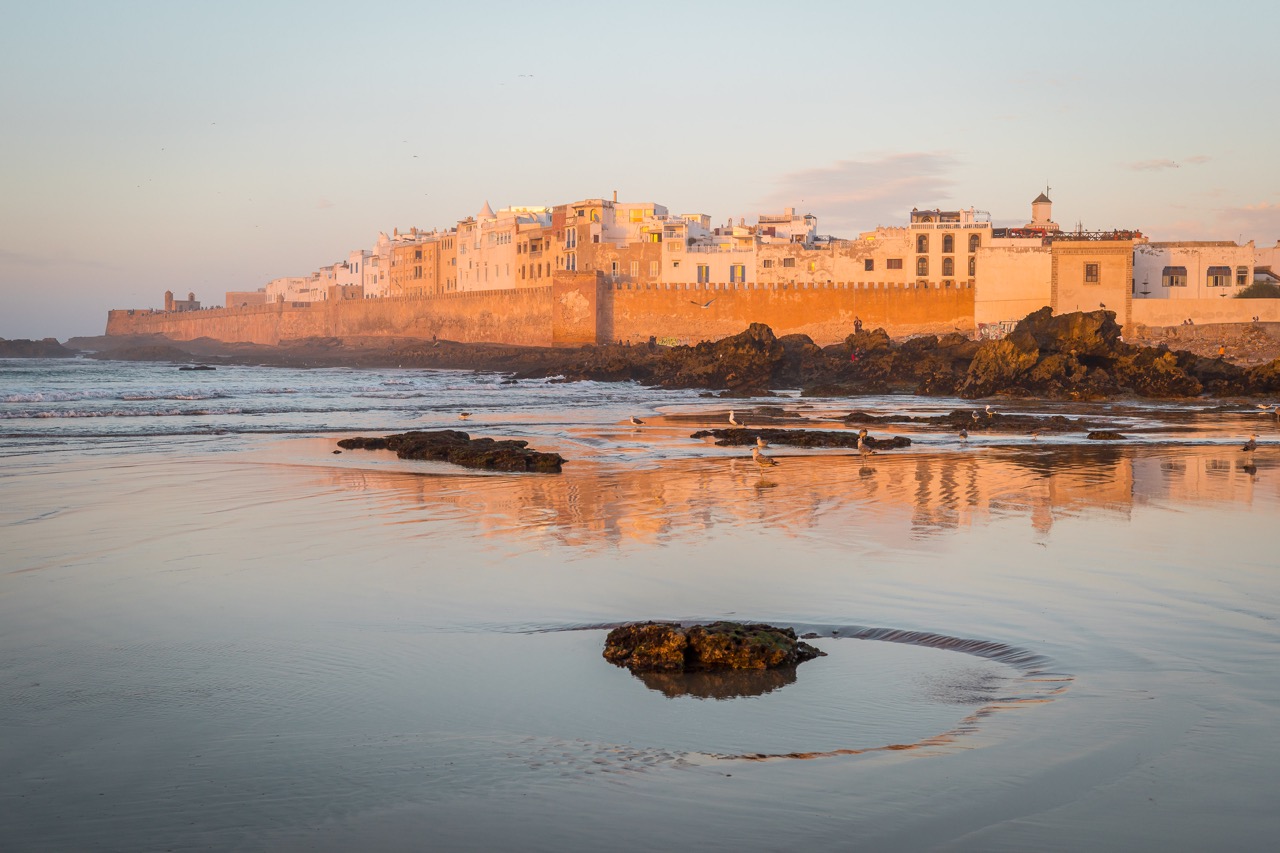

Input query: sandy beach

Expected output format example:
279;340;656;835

3;359;1279;851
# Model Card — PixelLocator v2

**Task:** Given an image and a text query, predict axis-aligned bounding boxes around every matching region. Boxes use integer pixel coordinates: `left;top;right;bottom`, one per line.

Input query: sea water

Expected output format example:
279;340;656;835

2;357;1277;851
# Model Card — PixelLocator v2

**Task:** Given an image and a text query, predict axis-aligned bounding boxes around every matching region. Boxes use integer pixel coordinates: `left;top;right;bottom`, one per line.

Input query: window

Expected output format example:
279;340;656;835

631;261;640;277
730;264;746;283
808;261;816;272
611;261;620;276
1162;266;1187;288
916;257;929;276
650;261;660;277
942;257;954;276
864;259;874;272
414;249;422;260
697;264;710;283
942;233;954;254
1237;266;1249;286
968;256;976;276
969;233;981;252
761;259;774;269
630;209;643;222
566;253;577;271
916;234;929;254
781;257;796;268
565;229;577;249
1207;266;1231;287
887;258;903;270
1084;263;1100;283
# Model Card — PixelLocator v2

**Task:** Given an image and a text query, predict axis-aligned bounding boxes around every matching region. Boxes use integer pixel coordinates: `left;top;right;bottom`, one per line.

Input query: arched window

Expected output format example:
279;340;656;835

942;257;955;276
968;256;976;276
969;233;981;253
942;233;954;253
916;257;929;276
916;234;929;254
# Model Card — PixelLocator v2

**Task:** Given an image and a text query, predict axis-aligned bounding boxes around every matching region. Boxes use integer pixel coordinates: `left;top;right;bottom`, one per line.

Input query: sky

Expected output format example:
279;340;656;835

2;0;1278;340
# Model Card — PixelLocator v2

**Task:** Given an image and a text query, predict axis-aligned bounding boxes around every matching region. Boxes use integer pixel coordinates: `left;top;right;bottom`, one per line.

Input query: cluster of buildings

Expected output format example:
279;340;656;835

208;190;1279;334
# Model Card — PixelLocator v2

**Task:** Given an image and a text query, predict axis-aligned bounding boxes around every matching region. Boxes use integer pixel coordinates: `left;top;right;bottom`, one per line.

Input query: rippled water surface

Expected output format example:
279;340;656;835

2;358;1278;851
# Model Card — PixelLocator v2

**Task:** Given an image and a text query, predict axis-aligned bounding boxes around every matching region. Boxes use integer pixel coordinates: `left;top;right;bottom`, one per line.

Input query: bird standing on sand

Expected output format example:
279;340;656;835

959;427;968;440
629;416;645;426
1030;429;1041;440
751;446;778;468
756;435;769;449
985;404;996;417
729;410;741;426
1243;433;1258;453
458;412;472;420
857;435;877;458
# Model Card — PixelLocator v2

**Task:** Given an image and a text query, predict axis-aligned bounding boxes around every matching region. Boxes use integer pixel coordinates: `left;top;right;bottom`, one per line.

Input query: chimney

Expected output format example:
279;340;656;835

612;190;618;203
785;207;794;217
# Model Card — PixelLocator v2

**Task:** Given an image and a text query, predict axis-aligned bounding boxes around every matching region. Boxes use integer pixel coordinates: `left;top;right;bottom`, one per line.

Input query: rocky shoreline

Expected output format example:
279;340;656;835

46;308;1280;400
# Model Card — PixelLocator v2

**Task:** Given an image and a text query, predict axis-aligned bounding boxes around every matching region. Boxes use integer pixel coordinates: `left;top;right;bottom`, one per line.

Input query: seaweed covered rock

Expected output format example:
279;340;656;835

337;430;564;473
690;427;911;450
603;621;825;673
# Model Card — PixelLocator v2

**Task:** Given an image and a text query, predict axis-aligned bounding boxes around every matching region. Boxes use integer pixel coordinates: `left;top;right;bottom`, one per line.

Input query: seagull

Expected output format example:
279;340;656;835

857;435;877;458
458;412;472;420
729;410;741;426
971;411;980;423
1242;433;1258;453
756;436;769;449
691;298;716;308
629;416;645;426
1099;302;1107;309
985;404;996;417
1030;430;1041;440
751;446;778;468
958;427;968;440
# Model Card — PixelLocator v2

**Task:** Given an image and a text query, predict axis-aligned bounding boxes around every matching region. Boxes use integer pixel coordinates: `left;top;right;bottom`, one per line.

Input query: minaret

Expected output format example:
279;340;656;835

164;290;174;311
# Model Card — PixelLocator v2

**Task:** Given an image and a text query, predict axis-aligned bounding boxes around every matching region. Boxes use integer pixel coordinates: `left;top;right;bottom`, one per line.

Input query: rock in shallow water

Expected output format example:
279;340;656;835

603;621;825;672
336;430;565;473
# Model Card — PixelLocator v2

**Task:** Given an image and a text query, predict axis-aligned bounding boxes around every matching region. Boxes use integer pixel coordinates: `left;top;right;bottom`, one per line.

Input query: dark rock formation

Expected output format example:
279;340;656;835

0;337;78;358
843;408;1099;434
1086;431;1126;441
337;430;564;473
690;427;911;450
603;621;825;673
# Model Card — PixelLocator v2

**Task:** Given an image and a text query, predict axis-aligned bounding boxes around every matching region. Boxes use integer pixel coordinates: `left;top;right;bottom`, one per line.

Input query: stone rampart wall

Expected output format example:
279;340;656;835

606;281;975;346
107;288;556;347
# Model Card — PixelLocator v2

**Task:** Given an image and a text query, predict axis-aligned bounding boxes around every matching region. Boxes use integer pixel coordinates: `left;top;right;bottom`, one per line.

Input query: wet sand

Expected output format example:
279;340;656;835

2;429;1278;851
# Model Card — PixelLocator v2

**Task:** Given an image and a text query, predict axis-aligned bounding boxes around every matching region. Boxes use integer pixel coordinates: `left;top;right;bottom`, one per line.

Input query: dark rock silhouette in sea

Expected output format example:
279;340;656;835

603;621;825;673
337;430;564;473
842;408;1100;434
0;337;78;358
690;427;911;450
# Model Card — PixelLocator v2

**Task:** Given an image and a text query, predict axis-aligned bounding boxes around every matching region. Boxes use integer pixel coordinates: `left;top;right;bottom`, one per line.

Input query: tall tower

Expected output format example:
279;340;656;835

1027;189;1059;232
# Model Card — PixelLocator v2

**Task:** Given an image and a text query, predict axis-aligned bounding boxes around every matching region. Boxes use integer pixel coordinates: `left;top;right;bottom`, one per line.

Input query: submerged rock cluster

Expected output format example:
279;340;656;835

336;430;564;473
603;621;825;673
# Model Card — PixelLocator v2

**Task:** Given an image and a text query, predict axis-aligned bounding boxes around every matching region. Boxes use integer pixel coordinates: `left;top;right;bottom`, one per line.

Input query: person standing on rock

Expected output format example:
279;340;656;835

854;317;863;334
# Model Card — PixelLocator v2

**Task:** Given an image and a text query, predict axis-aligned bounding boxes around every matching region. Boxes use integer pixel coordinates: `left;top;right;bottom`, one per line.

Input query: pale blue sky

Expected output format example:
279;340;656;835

2;0;1277;339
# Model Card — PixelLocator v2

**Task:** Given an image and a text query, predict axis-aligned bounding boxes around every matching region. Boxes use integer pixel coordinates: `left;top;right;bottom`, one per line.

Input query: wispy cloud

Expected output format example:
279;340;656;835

1124;155;1211;172
1126;159;1181;172
759;153;959;235
315;197;335;210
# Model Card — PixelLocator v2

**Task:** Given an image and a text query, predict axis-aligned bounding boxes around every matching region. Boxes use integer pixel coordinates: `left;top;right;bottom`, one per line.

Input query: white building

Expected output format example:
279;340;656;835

1133;241;1254;300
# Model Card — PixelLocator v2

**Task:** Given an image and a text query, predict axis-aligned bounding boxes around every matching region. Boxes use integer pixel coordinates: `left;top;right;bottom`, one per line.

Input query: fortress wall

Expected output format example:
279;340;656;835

1130;298;1280;328
107;304;295;344
107;288;557;347
606;281;975;346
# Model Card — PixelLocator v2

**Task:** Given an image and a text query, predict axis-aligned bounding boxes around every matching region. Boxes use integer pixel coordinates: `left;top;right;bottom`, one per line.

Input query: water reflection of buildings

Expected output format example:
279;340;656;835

322;446;1271;549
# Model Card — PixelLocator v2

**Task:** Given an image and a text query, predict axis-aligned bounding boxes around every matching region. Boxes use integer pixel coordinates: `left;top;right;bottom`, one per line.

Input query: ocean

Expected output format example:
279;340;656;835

2;356;1278;851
